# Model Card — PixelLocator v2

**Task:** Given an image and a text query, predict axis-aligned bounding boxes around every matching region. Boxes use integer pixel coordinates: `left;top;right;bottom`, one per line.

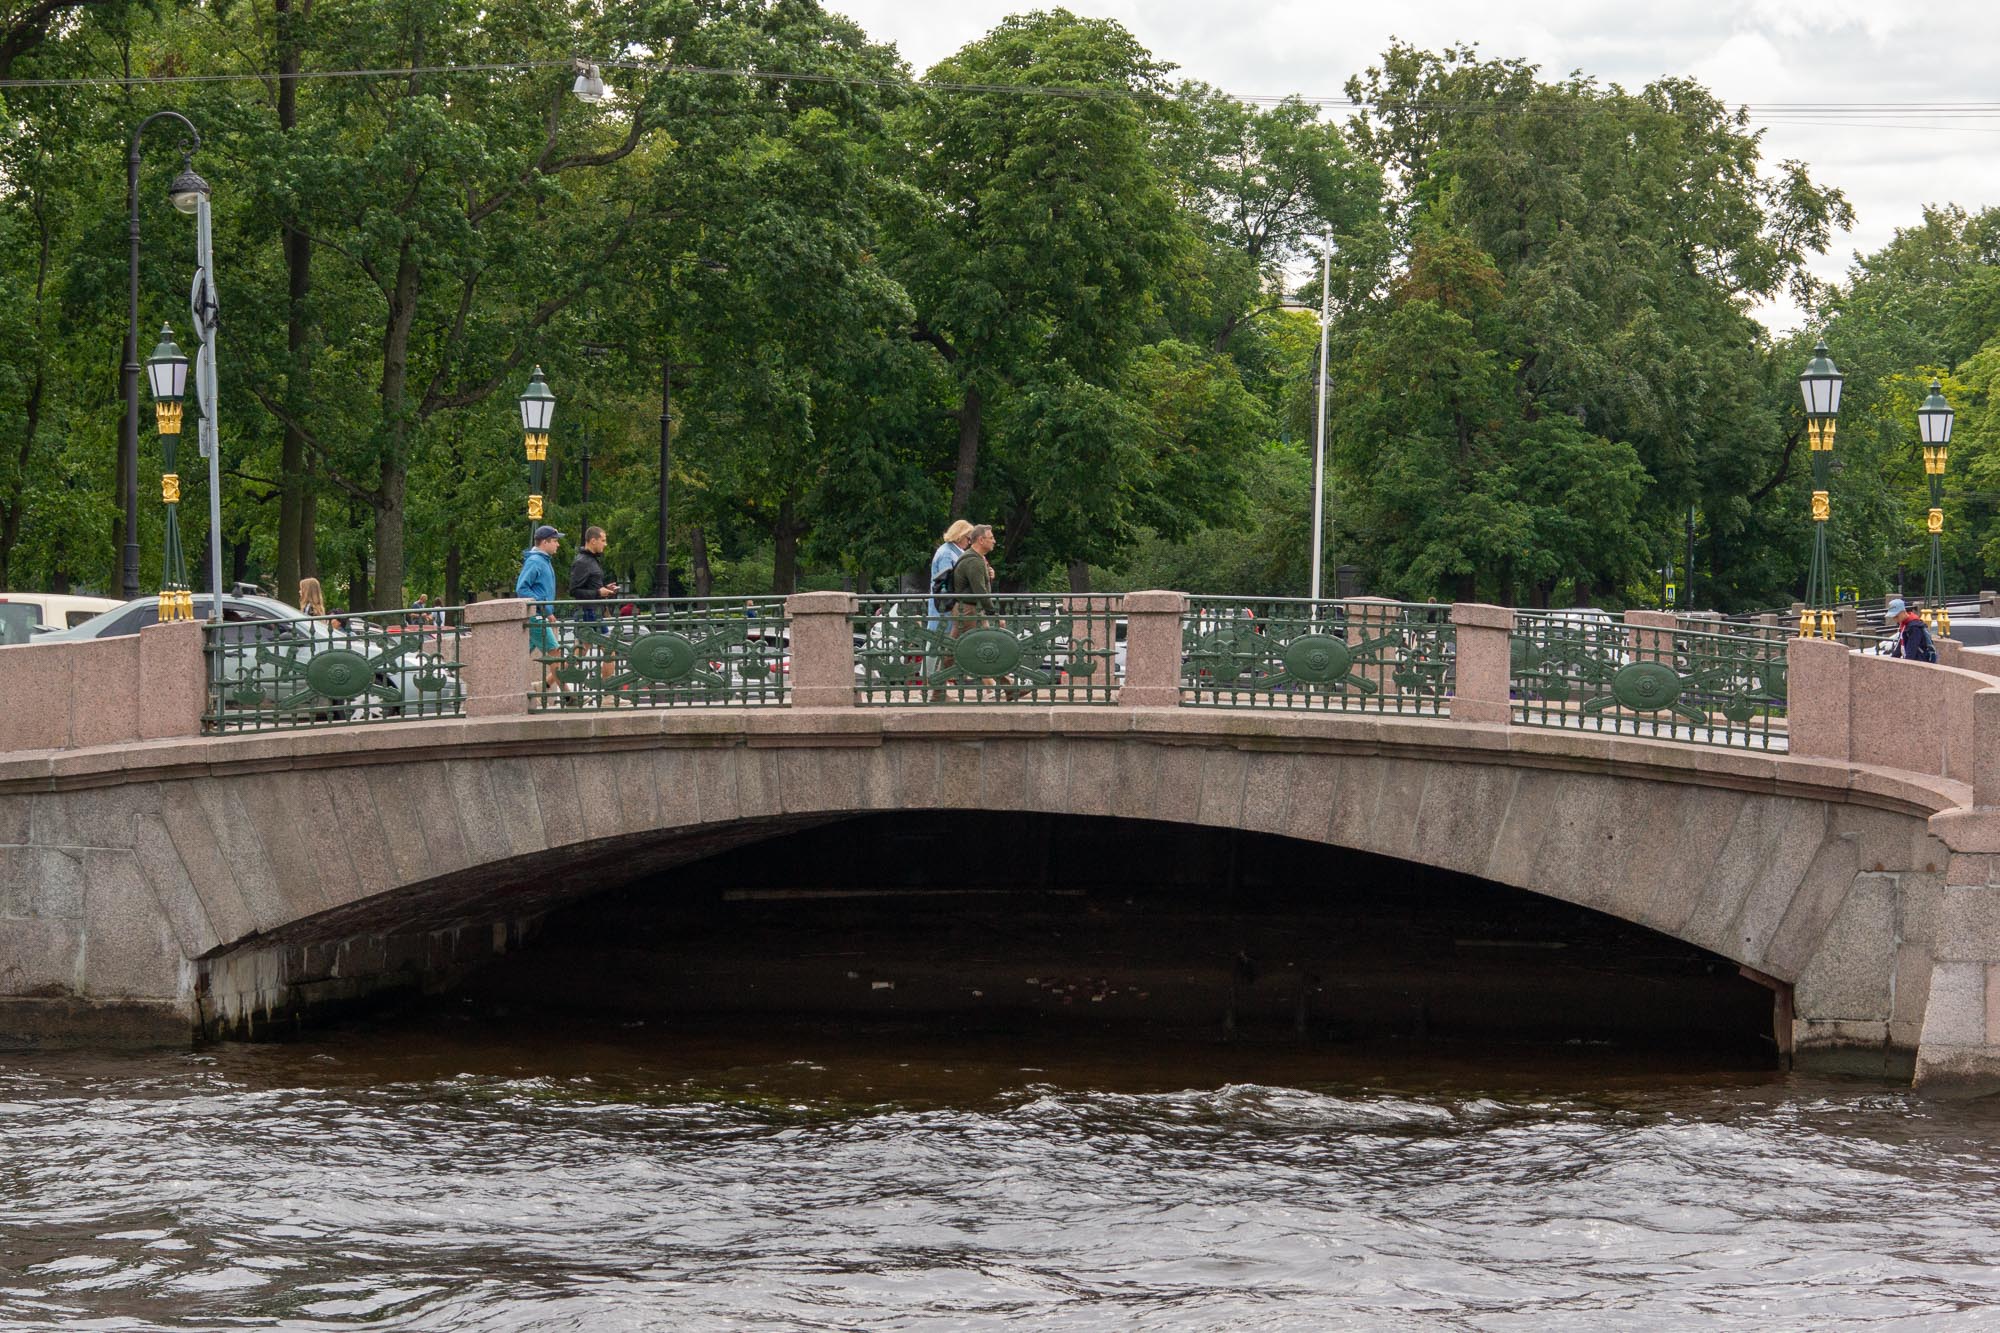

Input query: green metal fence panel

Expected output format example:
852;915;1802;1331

1511;612;1787;749
1180;597;1455;713
204;606;464;733
852;594;1120;704
1681;612;1894;658
529;599;790;710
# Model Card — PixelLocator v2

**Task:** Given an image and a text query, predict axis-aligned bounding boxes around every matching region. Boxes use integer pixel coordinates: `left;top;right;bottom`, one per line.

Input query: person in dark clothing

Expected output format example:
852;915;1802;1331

568;526;618;615
949;524;996;614
935;525;998;697
566;526;620;694
1886;597;1938;662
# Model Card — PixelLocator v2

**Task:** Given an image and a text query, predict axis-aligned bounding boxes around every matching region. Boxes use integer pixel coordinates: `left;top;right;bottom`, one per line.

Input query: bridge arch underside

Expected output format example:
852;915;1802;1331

14;731;1936;1070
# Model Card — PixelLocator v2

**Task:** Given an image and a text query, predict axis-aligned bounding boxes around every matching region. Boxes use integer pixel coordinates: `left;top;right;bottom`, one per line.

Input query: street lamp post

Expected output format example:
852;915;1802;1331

179;163;224;621
579;416;592;537
1919;377;1955;637
1798;339;1844;639
145;327;192;620
1309;233;1332;602
519;366;555;538
121;111;203;600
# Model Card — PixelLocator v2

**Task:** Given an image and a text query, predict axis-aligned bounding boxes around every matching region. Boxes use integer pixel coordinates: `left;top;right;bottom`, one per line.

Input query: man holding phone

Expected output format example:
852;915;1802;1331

569;526;622;696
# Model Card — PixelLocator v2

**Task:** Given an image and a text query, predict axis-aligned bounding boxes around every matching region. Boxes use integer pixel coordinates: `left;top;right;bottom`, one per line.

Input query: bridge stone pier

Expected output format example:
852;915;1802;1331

6;594;2000;1089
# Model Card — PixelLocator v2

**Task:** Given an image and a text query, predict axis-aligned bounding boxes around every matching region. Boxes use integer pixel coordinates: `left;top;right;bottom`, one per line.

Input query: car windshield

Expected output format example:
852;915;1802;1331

0;603;40;645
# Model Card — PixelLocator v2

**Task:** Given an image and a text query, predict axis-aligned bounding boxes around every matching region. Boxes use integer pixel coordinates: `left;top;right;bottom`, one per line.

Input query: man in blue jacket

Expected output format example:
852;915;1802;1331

516;525;563;694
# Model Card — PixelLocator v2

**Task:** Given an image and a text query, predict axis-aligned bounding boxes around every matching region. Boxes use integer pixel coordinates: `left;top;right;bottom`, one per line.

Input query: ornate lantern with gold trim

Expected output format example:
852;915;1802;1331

518;365;555;539
1919;377;1955;637
1797;340;1843;639
145;325;194;621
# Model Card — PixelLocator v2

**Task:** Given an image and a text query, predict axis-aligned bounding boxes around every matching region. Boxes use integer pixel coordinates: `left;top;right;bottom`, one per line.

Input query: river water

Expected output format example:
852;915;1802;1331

4;1020;1999;1330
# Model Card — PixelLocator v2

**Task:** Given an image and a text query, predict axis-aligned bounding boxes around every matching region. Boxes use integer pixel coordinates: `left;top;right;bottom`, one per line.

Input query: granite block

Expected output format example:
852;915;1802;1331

0;918;79;993
1066;741;1119;819
526;756;586;850
128;812;218;958
695;748;743;825
1919;961;1986;1047
1195;749;1249;828
1765;835;1860;978
1794;871;1896;1022
159;785;257;946
82;849;180;999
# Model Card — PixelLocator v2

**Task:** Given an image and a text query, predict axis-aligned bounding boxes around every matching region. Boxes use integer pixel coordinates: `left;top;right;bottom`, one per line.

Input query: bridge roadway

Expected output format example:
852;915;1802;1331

6;593;2000;1088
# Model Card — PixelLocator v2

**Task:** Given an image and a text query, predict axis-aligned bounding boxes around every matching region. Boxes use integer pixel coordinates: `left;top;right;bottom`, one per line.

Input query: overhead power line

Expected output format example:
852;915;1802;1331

2;57;1999;134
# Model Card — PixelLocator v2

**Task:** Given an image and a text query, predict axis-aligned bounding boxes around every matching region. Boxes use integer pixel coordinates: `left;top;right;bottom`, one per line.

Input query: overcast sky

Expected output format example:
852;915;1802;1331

829;0;2000;333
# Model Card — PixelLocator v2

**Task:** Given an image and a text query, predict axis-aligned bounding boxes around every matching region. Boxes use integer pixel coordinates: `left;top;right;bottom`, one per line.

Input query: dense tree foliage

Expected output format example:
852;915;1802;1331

0;10;1989;610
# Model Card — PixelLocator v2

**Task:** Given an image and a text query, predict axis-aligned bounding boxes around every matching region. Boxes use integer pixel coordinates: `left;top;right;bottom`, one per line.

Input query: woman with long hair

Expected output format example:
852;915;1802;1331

297;577;327;617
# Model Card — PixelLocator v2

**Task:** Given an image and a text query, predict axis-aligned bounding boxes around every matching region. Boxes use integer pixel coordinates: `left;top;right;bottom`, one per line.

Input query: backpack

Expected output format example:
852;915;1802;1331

930;564;956;603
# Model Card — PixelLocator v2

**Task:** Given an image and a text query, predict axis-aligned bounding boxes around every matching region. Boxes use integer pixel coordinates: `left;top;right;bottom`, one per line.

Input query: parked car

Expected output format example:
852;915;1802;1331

0;591;119;633
1939;616;2000;657
36;594;455;718
0;601;47;646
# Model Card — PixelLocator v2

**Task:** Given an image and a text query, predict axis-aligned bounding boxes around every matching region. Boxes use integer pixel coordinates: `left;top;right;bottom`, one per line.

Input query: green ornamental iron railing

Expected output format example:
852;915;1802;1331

529;598;789;709
852;594;1120;704
1511;613;1787;750
1180;597;1455;713
1681;612;1894;657
203;606;463;733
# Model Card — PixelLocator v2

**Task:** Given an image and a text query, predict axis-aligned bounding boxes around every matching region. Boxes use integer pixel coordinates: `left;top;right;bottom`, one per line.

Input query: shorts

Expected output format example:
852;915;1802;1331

530;616;559;653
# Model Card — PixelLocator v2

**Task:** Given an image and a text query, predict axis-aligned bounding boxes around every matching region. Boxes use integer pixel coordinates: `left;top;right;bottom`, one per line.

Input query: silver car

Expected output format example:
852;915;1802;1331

36;595;456;720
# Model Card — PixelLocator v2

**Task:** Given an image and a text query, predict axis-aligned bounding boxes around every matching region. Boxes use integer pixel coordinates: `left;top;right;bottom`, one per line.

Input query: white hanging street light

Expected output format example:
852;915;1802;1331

572;62;609;104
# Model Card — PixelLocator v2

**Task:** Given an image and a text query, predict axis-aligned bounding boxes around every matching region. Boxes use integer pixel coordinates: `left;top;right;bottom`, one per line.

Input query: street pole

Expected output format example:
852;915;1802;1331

1798;340;1844;639
123;111;201;601
190;188;224;621
1309;233;1331;602
1685;504;1696;610
655;354;672;597
1919;378;1955;637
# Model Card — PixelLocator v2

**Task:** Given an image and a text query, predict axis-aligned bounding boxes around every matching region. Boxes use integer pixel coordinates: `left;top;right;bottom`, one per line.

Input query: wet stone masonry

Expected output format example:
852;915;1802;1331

2;597;2000;1089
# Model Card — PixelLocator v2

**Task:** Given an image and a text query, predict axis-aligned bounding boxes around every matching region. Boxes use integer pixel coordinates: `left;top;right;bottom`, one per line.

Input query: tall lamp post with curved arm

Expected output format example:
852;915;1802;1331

120;111;204;601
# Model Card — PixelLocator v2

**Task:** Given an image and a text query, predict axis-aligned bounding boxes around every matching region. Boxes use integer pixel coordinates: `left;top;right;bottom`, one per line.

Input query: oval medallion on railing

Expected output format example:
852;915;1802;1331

304;649;374;702
1282;634;1352;684
956;627;1024;677
627;631;699;683
1610;660;1683;712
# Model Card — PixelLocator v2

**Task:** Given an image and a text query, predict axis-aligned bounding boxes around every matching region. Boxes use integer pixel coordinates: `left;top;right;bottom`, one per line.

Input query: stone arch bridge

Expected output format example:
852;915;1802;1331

6;591;2000;1087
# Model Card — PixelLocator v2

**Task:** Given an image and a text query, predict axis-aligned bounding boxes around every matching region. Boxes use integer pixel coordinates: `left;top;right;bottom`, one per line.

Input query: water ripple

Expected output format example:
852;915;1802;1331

2;1048;1999;1329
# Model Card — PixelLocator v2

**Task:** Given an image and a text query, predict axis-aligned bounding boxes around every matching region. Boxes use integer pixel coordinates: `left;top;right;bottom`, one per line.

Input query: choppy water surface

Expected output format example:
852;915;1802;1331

4;1024;2000;1330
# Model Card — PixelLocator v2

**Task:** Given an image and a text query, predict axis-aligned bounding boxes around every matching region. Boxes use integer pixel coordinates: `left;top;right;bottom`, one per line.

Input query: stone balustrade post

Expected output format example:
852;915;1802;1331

1448;602;1512;725
786;591;856;708
1973;689;2000;809
1623;608;1677;663
459;599;532;717
137;619;206;740
1784;635;1852;761
1119;590;1186;708
1982;590;2000;619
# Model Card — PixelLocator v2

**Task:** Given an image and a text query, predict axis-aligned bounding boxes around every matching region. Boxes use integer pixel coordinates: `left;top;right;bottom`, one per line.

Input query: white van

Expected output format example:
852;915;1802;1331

0;592;123;634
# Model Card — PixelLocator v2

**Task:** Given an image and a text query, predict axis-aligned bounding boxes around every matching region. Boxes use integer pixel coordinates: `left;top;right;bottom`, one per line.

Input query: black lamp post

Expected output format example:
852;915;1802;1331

121;111;203;600
1798;339;1844;639
1919;378;1956;636
145;326;192;620
519;366;555;539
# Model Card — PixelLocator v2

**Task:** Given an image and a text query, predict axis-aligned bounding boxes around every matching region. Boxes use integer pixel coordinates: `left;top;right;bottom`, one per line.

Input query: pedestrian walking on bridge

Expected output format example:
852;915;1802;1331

516;525;564;695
